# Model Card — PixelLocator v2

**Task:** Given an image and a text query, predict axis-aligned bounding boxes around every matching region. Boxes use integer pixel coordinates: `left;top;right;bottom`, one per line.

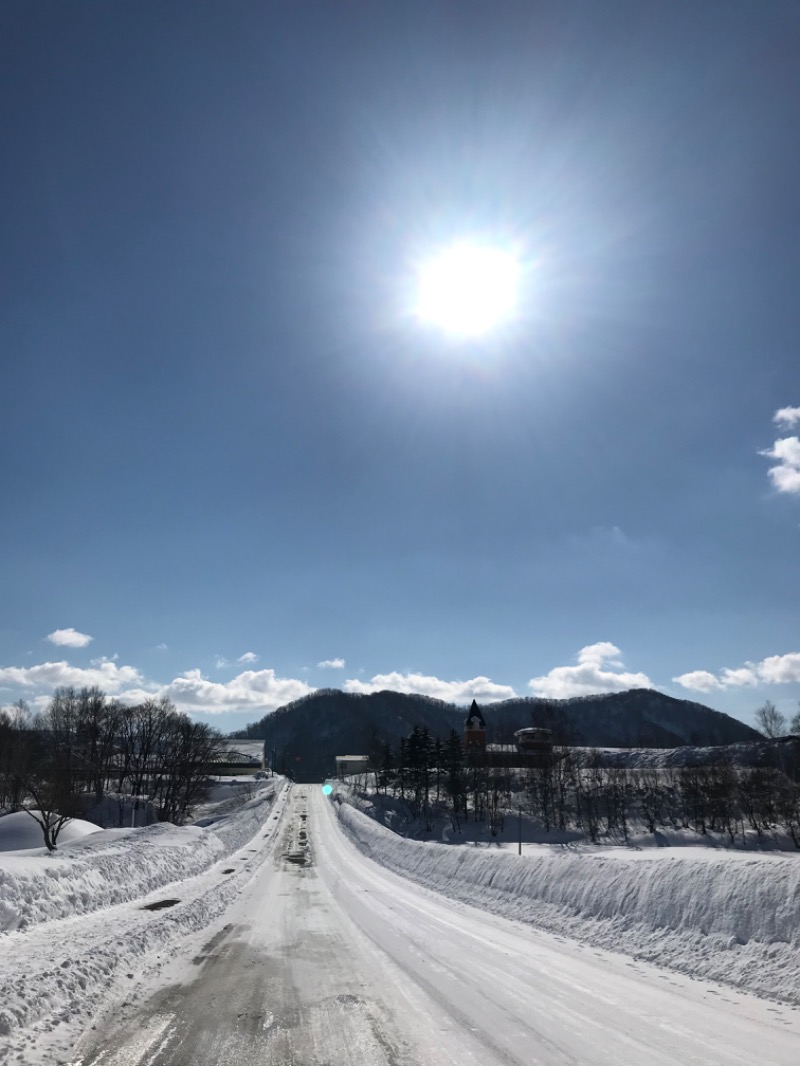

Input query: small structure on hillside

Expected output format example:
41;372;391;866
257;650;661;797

513;727;556;757
463;700;554;768
335;754;369;779
210;740;265;773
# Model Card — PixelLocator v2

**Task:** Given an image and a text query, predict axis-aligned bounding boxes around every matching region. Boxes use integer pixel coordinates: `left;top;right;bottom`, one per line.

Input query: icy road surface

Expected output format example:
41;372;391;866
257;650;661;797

70;786;800;1066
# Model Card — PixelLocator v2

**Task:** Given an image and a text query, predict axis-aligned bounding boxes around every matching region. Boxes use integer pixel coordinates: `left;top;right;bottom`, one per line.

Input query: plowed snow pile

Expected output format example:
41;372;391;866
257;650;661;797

0;778;286;1061
0;787;279;933
334;794;800;1005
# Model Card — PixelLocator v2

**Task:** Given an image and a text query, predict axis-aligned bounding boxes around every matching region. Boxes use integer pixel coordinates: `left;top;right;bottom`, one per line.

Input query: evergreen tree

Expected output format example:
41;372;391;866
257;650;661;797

433;735;444;803
376;741;394;795
443;730;466;814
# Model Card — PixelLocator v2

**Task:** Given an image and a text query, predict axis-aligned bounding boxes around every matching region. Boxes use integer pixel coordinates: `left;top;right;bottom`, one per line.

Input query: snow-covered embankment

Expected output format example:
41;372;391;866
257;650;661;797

0;779;286;1057
0;784;282;933
334;796;800;1005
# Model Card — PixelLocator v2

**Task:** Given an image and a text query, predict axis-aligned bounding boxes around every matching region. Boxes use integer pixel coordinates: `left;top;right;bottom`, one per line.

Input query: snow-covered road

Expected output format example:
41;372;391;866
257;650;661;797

68;786;800;1065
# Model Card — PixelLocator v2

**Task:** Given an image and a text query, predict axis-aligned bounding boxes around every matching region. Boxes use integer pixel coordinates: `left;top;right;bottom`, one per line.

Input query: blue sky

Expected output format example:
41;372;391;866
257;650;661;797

2;2;799;734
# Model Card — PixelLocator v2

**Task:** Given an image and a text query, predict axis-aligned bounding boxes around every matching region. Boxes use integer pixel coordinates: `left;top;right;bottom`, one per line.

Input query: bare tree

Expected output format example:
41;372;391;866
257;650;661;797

776;777;800;848
0;700;34;812
114;698;174;825
154;715;224;824
528;761;556;833
633;768;663;834
22;701;83;850
755;700;786;738
74;687;122;806
23;771;77;851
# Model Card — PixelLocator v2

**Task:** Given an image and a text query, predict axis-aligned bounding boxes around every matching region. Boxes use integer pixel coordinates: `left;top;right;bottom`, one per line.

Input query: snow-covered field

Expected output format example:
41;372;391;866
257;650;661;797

0;777;286;1063
332;784;800;1006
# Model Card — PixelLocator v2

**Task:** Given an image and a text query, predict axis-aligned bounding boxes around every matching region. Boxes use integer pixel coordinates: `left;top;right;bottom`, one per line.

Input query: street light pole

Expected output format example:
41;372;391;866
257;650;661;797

518;806;522;856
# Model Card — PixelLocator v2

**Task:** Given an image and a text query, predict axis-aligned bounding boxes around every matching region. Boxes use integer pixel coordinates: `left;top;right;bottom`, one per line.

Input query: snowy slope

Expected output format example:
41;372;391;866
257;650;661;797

0;811;103;852
569;736;800;769
0;782;283;934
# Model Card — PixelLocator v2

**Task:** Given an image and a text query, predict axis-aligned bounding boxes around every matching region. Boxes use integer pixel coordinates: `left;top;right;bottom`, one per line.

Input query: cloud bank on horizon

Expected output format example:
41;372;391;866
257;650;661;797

343;671;517;703
3;632;800;722
674;652;800;693
0;658;141;694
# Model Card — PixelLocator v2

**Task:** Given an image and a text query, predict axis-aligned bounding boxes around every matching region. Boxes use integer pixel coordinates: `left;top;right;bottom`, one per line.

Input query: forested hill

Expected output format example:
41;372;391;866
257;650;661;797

230;688;760;783
232;690;464;780
486;689;761;748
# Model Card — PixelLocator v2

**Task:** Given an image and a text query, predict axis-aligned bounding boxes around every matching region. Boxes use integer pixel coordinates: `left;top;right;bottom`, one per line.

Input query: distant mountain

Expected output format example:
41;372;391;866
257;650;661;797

231;689;464;780
230;687;760;783
483;689;761;749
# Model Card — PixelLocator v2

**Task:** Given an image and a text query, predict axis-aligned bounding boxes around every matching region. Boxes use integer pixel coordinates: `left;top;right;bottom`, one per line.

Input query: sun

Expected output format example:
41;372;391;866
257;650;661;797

415;242;519;337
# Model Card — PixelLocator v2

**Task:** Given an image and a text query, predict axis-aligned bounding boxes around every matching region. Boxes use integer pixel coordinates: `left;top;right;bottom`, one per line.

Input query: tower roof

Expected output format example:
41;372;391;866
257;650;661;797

464;699;486;729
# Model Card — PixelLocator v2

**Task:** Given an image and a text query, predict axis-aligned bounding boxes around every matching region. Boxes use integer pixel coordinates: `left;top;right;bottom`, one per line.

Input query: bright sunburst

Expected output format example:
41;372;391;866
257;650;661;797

416;242;519;337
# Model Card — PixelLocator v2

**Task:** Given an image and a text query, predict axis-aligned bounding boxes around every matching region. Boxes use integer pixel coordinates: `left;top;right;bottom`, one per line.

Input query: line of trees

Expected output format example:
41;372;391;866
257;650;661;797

520;751;800;846
0;687;225;849
361;724;800;848
368;726;515;835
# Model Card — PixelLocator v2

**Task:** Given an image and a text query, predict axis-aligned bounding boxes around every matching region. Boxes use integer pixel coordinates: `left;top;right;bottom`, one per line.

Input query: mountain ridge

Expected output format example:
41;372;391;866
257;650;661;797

231;688;760;782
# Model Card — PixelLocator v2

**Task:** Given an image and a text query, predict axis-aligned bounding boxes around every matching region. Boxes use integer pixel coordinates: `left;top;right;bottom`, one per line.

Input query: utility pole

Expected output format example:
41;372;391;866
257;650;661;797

518;806;522;856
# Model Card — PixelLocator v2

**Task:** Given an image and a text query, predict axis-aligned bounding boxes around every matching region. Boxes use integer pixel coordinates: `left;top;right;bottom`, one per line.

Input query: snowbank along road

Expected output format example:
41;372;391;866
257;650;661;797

68;785;800;1066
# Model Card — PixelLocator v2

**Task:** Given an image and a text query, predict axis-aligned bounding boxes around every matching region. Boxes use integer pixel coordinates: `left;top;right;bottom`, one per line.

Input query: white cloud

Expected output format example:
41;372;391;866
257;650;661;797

155;643;168;651
671;670;722;693
112;686;161;706
774;406;800;428
719;666;759;687
318;658;346;669
767;438;800;466
152;668;313;715
528;642;652;699
578;642;624;667
0;655;312;718
674;652;800;692
217;652;261;668
46;628;93;648
769;463;800;494
343;671;517;704
0;660;143;693
90;654;118;666
760;424;800;495
758;652;800;685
